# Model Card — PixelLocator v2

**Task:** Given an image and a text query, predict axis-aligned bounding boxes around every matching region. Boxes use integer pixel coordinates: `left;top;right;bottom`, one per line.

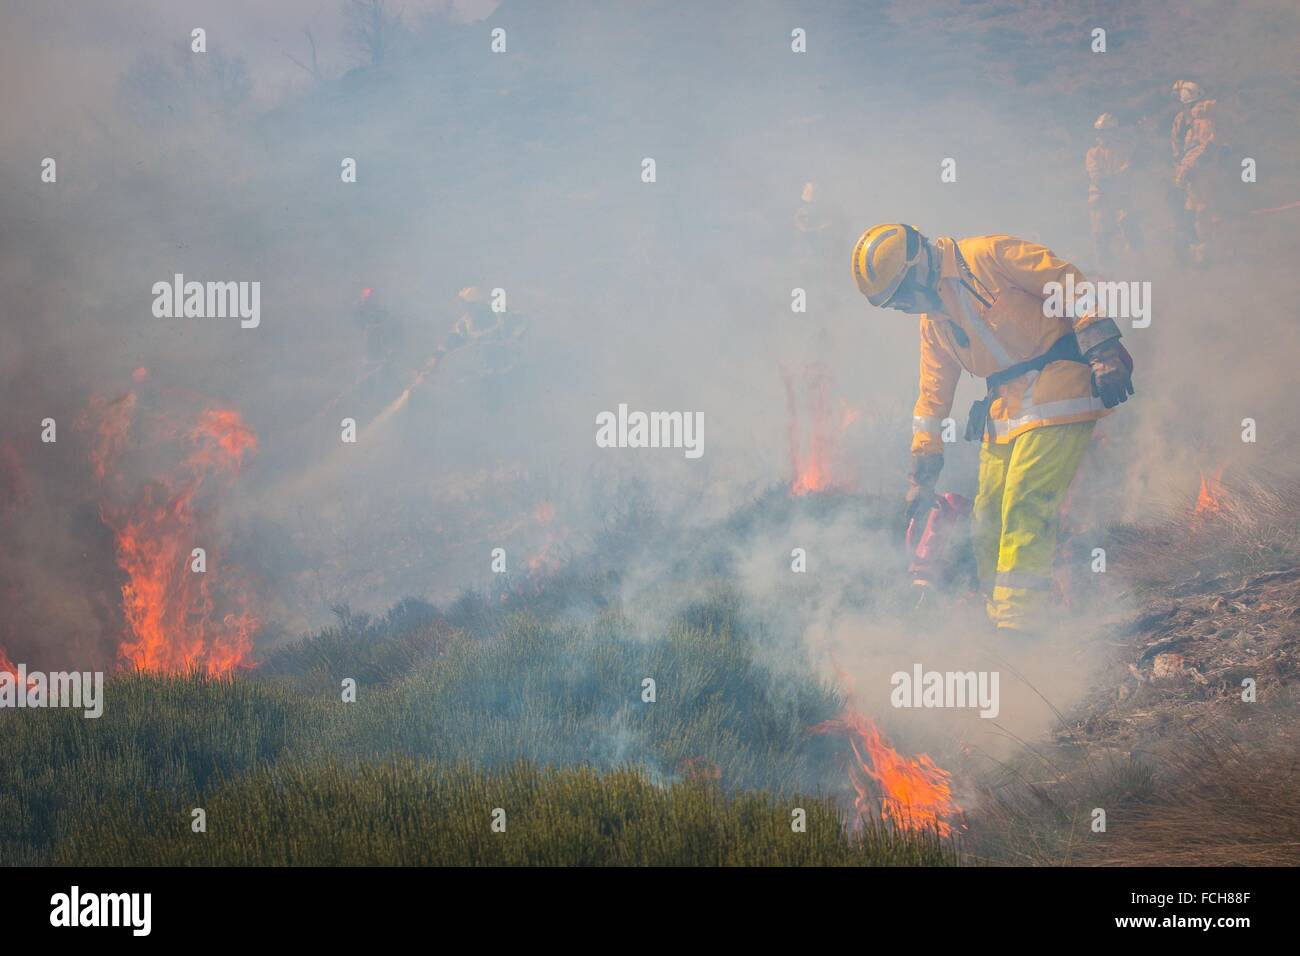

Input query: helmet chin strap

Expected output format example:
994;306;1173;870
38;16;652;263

876;229;942;313
904;239;943;311
918;240;935;290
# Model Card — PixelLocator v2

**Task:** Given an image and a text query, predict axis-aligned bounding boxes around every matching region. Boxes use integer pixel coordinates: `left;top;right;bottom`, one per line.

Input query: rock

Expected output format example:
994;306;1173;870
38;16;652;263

1151;653;1187;681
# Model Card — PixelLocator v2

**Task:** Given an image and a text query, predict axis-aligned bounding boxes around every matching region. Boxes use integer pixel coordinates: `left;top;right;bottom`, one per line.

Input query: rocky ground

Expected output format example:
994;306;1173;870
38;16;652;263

996;478;1300;865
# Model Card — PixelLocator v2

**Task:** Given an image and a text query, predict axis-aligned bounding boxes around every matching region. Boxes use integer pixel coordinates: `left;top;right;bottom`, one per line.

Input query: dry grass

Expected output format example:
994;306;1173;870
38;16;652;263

962;477;1300;866
1076;728;1300;867
1109;472;1300;592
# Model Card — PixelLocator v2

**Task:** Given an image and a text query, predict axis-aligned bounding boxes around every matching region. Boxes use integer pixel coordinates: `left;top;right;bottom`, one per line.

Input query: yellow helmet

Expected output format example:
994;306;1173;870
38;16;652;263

851;223;927;307
1172;80;1203;104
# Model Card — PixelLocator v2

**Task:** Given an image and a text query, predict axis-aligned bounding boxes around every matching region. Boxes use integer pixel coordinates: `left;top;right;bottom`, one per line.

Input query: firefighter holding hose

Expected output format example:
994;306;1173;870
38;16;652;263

851;224;1134;636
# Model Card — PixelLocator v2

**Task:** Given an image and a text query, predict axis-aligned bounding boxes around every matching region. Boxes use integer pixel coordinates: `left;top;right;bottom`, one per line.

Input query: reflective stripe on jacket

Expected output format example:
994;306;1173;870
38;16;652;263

911;235;1114;454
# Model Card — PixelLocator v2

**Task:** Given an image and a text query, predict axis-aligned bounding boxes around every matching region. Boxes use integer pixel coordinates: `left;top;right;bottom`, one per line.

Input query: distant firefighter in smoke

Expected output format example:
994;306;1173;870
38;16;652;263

1085;112;1140;272
852;223;1134;636
446;286;528;375
1170;80;1223;265
445;285;492;353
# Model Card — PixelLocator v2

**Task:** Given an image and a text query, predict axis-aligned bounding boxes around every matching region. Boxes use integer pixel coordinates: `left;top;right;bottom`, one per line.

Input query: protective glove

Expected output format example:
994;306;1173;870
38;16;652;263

1086;338;1135;409
903;454;944;530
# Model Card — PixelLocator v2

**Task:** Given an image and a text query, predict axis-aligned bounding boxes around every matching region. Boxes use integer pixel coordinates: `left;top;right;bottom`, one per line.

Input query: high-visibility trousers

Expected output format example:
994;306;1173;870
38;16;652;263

972;420;1095;633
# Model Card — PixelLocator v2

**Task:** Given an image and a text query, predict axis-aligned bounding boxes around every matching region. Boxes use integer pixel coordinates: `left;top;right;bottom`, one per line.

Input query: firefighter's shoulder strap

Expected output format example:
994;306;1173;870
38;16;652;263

964;334;1087;441
987;333;1084;391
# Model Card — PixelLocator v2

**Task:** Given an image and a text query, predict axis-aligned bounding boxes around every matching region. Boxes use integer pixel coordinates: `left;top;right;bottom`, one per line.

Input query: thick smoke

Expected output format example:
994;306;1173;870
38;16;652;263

1;0;1297;721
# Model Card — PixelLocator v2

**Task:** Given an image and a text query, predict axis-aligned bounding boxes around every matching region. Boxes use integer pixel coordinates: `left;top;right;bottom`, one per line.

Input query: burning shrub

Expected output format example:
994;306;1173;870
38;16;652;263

74;387;264;676
1108;471;1300;591
1;589;855;864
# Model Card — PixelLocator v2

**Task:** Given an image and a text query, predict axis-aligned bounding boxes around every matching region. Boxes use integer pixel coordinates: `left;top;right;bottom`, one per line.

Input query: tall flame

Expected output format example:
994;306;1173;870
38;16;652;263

812;709;963;838
113;409;258;675
82;389;261;676
782;363;857;496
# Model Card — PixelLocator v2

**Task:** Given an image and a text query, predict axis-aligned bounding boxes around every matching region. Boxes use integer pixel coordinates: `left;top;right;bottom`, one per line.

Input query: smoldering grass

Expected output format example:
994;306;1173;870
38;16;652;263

1107;472;1300;594
14;476;1294;866
2;590;863;868
958;748;1161;866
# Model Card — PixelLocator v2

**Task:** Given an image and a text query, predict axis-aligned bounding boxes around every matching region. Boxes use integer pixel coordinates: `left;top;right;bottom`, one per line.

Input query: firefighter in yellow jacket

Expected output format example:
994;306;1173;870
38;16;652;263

1171;81;1221;265
1086;113;1136;271
851;224;1134;634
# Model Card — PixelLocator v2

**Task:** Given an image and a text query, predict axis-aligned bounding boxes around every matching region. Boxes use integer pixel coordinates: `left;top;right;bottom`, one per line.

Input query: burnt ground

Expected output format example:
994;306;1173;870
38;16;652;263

969;477;1300;865
1069;566;1299;748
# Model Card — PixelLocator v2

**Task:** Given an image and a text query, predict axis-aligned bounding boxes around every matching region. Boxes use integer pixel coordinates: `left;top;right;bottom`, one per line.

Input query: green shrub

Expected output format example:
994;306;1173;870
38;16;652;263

56;759;955;867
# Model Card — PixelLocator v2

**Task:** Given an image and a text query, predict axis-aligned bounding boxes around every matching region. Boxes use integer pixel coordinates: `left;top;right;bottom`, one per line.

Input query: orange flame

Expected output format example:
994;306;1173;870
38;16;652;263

782;364;857;496
677;755;722;783
83;390;261;676
1194;467;1228;518
812;709;963;838
188;409;257;470
525;501;560;573
77;391;138;482
0;646;36;691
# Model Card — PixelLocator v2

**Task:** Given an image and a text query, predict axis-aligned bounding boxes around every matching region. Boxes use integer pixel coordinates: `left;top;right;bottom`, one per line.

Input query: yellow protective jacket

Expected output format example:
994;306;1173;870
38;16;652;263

1085;141;1131;203
911;235;1118;455
1174;99;1218;187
